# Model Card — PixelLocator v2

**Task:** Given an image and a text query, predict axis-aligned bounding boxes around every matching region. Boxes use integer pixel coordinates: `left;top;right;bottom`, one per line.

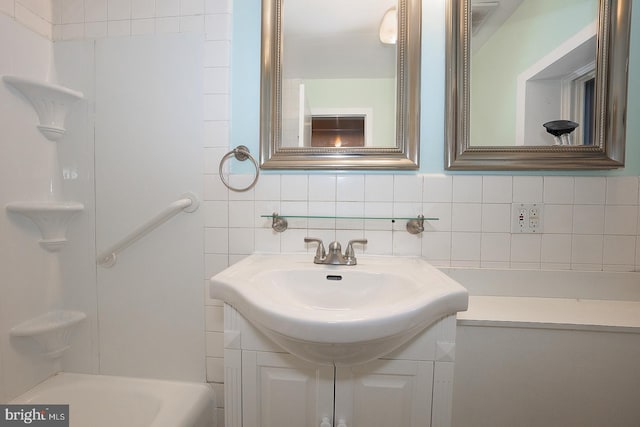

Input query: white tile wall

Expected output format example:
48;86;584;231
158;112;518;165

0;0;52;38
210;174;640;273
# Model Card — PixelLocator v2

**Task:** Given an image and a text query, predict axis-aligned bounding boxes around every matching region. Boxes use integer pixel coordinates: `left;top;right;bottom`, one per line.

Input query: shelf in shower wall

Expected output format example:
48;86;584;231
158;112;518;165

6;201;84;251
10;310;86;359
2;75;84;141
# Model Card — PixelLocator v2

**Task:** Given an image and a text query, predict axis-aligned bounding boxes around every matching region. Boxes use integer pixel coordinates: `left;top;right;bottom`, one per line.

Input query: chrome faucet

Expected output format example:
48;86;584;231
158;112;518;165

304;238;367;265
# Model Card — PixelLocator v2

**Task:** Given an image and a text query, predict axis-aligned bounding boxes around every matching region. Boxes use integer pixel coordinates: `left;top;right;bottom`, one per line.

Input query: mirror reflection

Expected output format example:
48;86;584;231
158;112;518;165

280;0;397;149
260;0;421;170
445;0;631;170
470;0;599;147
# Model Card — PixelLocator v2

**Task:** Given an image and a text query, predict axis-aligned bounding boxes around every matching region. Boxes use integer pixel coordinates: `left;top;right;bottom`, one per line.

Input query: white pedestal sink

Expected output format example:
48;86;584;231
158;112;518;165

210;253;468;366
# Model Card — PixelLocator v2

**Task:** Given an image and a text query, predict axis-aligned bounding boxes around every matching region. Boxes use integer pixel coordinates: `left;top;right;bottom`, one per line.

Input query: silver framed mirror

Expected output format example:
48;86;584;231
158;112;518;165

260;0;421;170
445;0;632;170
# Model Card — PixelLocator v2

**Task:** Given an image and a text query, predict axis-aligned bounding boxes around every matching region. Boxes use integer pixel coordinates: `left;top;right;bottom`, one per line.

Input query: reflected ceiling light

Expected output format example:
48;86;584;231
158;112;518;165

379;6;397;44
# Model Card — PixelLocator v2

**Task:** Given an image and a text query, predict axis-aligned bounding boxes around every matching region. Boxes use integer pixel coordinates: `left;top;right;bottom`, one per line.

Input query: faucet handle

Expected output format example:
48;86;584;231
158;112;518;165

304;237;326;263
345;239;367;263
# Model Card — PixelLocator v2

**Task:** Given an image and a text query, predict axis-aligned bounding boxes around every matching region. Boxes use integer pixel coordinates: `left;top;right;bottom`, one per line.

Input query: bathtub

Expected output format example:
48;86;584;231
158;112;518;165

10;373;214;427
442;268;640;427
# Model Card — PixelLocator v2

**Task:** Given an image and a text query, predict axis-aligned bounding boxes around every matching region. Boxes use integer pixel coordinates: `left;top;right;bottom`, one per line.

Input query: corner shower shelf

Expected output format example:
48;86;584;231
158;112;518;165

6;201;84;251
2;75;84;141
261;213;438;234
10;310;86;359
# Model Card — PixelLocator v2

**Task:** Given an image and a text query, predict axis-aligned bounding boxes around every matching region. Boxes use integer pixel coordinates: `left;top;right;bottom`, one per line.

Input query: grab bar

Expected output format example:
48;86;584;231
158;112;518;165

97;192;199;267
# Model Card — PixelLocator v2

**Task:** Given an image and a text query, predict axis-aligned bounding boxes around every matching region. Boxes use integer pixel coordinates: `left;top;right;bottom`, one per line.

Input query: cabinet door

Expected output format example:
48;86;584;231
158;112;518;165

335;359;434;427
242;351;334;427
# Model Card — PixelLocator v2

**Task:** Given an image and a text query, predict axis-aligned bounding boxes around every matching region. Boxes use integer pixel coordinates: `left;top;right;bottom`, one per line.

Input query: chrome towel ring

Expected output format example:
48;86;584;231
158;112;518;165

219;145;260;192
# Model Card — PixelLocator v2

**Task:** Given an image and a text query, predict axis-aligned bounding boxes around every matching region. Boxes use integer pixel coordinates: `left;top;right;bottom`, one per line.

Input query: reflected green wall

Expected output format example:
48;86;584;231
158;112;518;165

471;0;598;147
304;78;396;147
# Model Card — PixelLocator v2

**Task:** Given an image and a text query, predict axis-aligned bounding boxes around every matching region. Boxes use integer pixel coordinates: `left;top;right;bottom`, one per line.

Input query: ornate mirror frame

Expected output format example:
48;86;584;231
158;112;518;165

260;0;421;170
445;0;632;170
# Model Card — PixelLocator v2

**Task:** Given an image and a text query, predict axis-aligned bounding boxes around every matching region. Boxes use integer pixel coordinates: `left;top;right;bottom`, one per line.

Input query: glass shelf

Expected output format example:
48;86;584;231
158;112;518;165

260;214;438;221
261;213;438;234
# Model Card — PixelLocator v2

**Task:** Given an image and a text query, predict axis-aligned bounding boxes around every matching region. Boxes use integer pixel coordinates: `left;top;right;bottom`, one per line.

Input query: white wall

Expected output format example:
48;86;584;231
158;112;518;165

0;12;59;401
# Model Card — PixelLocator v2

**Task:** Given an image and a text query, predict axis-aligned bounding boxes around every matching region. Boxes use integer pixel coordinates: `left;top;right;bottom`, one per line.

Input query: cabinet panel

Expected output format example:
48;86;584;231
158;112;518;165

242;351;334;427
335;359;434;427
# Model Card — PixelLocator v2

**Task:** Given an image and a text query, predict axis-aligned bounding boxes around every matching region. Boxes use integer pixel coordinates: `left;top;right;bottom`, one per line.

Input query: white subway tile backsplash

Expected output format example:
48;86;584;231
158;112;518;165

452;203;482;232
254;174;280;201
179;14;203;32
228;227;254;254
393;175;423;202
204;40;230;67
131;18;156;36
480;233;511;262
365;175;394;202
84;0;107;21
206;357;224;382
281;175;308;201
203;93;228;120
543;176;574;204
60;21;84;39
130;0;153;18
481;203;510;233
205;306;224;332
392;231;422;256
107;0;130;20
61;0;84;23
281;228;309;252
423;175;452;203
106;19;129;35
204;200;228;227
309;175;337;201
205;13;230;40
180;0;204;16
510;234;541;264
422;203;451;232
205;227;228;254
155;0;178;16
571;234;604;265
337;175;365;202
482;176;512;203
573;205;605;235
363;230;393;255
254;227;280;252
603;235;636;267
543;204;573;234
203;66;229;94
85;20;107;37
228;201;254;227
452;176;482;203
422;231;451;262
513;176;543;203
541;234;572;264
204;121;229;147
15;3;51;36
204;0;229;14
604;205;639;235
606;176;639;205
451;232;481;261
205;254;229;279
574;177;606;204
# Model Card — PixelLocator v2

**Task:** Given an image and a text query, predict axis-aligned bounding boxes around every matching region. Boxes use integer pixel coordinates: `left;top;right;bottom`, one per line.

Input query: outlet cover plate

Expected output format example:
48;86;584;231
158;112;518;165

511;203;543;233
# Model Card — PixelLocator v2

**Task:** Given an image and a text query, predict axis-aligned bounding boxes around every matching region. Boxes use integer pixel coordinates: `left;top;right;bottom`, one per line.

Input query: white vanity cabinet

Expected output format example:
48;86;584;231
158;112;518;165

224;304;458;427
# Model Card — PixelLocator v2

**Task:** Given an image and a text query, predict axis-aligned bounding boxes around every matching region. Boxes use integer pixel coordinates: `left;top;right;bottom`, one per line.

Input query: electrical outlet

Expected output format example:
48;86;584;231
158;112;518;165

512;203;543;233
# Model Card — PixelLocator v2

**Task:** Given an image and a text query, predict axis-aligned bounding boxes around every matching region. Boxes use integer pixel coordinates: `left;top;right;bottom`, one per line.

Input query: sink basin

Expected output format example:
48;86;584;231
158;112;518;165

210;254;468;366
